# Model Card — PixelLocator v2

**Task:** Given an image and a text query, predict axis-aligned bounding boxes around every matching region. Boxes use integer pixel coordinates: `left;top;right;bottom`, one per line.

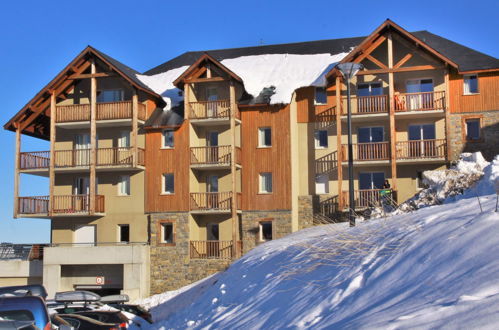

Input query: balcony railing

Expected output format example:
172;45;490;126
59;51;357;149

189;100;234;120
190;192;233;212
0;243;47;261
19;148;144;170
396;139;447;159
190;240;242;259
394;91;446;112
341;142;390;161
18;195;105;215
341;189;397;209
55;101;146;123
190;146;231;166
356;95;389;114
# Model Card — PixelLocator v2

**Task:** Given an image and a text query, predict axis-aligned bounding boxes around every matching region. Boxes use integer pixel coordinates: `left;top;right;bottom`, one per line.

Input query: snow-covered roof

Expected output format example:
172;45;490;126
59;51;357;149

136;52;349;109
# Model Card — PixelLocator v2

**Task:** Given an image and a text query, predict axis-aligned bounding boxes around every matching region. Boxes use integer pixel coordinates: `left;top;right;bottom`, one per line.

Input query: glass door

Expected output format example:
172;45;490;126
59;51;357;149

207;175;219;209
406;79;433;110
357;127;384;160
358;172;385;207
408;124;436;157
74;134;90;166
206;87;218;118
206;131;219;163
357;82;383;113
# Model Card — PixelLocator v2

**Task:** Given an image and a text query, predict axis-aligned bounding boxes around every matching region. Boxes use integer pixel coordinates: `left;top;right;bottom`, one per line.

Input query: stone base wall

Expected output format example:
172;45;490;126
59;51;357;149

149;212;231;295
449;111;499;161
241;210;292;253
298;195;315;229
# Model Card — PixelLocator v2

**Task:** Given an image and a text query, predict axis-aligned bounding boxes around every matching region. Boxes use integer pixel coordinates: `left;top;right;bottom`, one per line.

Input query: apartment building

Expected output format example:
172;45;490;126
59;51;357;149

4;19;499;299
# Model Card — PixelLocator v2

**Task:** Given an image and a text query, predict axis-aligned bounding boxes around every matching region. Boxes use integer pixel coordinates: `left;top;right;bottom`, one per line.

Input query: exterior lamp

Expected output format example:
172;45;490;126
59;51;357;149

336;62;364;227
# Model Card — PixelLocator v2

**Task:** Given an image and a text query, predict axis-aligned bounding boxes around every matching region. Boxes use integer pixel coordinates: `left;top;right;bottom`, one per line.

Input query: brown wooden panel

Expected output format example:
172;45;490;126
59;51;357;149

297;86;337;123
145;122;190;212
241;105;291;210
449;71;499;113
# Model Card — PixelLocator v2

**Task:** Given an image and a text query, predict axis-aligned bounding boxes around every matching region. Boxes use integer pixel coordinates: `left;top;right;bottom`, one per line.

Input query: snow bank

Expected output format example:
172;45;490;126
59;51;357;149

136;52;349;109
140;157;499;329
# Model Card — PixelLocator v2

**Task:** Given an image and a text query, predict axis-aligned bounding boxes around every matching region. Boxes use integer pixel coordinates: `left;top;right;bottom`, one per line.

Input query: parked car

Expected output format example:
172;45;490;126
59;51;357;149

57;314;120;330
100;295;152;324
0;296;51;330
0;285;48;300
0;320;37;330
47;291;114;314
72;312;128;330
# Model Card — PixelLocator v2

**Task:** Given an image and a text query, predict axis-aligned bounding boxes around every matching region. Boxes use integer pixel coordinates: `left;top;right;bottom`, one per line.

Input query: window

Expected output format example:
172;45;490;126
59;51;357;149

416;171;427;189
258;127;272;147
259;221;273;241
357;82;383;96
359;172;385;190
315;174;329;194
314;87;327;104
207;223;219;241
465;118;481;140
118;175;130;196
314;130;328;148
464;75;479;94
259;172;272;193
97;89;124;103
162;130;174;148
119;224;130;243
161;222;174;244
118;131;130;148
162;173;174;194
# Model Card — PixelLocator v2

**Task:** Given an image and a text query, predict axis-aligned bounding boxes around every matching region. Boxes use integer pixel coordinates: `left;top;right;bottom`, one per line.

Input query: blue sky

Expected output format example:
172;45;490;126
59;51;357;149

0;0;498;243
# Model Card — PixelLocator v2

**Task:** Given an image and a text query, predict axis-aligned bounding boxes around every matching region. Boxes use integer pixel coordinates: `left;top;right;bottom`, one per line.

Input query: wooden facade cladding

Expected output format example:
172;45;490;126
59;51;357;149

145;121;190;213
449;72;499;113
296;87;337;123
240;104;291;210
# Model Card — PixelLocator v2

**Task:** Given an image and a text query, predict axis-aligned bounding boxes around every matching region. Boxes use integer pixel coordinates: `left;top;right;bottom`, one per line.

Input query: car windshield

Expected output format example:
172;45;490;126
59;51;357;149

0;310;34;321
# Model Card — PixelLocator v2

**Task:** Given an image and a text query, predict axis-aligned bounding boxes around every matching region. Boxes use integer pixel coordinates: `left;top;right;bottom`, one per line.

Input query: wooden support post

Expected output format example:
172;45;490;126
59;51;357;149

335;77;343;208
229;81;238;258
184;83;190;120
49;93;56;216
132;89;139;167
388;32;397;193
13;124;21;218
89;59;97;215
444;68;452;161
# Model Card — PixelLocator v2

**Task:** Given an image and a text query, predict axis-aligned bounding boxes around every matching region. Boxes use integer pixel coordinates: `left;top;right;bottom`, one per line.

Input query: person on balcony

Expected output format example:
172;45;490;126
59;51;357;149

380;180;392;207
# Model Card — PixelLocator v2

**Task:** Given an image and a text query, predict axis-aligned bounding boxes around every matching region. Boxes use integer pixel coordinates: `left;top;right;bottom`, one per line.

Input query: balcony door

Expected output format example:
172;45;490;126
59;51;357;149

358;127;384;160
74;134;90;166
357;82;383;113
408;124;436;157
207;175;219;209
406;79;433;110
206;131;219;163
206;87;218;118
358;172;385;207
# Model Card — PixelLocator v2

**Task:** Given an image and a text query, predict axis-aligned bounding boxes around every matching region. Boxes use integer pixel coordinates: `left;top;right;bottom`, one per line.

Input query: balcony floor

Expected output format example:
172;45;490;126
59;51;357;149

340;113;389;122
56;119;145;129
394;109;444;119
189;118;231;126
342;160;390;166
397;157;446;165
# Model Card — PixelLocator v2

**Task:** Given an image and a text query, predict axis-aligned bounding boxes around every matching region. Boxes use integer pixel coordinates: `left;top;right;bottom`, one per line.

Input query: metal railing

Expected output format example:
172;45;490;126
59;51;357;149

189;240;241;259
0;244;47;261
396;139;447;159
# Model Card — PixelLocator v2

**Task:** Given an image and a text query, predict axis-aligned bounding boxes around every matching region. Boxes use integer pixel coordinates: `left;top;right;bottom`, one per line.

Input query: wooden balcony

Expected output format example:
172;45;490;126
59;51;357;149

190;146;241;169
55;101;146;125
190;192;236;214
17;194;105;217
396;139;447;162
189;100;239;125
341;189;397;210
189;240;242;259
394;91;446;113
340;95;389;120
19;147;145;174
341;142;390;163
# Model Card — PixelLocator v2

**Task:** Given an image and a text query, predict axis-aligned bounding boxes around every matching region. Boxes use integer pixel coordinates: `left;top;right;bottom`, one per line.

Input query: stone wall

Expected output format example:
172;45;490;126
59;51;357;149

449;111;499;161
149;212;231;295
298;195;315;229
241;210;292;253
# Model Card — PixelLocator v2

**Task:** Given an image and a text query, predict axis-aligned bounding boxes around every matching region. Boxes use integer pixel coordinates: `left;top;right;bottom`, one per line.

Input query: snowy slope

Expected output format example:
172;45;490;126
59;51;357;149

139;156;499;329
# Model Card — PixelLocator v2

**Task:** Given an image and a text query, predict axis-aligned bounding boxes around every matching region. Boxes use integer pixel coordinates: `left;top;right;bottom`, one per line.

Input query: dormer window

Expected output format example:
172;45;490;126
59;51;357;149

97;89;124;103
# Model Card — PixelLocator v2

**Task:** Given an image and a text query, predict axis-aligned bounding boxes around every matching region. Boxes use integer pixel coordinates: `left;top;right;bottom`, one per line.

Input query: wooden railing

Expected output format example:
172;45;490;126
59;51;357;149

356;95;388;114
190;146;231;165
55;101;146;122
190;192;233;212
319;195;339;219
20;151;50;170
341;142;390;161
315;106;337;122
18;196;49;214
394;91;446;112
51;195;104;214
20;148;144;169
190;240;239;259
396;139;447;159
17;195;104;215
189;100;231;120
341;189;397;209
315;151;338;175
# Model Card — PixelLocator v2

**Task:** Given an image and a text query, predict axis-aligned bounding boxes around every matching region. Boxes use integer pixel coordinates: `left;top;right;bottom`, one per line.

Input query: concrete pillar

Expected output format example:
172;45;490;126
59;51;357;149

43;264;61;299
